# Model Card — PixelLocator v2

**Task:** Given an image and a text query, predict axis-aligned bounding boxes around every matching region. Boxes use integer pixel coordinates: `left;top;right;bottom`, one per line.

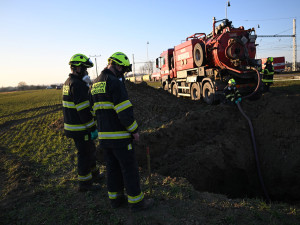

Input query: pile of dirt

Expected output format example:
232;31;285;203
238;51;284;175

53;81;300;202
125;81;300;202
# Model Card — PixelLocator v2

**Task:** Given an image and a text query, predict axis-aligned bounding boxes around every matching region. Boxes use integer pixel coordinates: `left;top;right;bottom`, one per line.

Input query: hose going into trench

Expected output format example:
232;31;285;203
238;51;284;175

236;67;271;203
236;102;270;203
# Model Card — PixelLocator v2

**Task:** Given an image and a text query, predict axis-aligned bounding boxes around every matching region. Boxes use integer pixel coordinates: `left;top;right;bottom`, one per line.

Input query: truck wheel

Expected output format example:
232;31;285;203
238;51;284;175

202;82;215;104
163;81;169;91
191;83;201;100
193;43;205;67
172;83;178;97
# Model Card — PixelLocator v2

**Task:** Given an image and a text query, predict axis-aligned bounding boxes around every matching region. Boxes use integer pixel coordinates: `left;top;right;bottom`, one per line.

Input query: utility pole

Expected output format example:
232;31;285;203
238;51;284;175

225;1;230;19
132;54;135;77
257;18;297;71
147;41;150;75
293;18;297;71
89;55;101;77
147;41;149;61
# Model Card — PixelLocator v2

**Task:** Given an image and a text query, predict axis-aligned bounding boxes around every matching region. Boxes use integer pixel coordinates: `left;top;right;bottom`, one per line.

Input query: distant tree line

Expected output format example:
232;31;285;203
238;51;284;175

0;82;57;92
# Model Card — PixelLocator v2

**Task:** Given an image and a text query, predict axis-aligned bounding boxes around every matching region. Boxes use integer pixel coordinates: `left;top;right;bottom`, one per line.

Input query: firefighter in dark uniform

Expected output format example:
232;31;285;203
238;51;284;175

90;52;154;212
223;78;242;104
62;53;103;192
261;57;274;92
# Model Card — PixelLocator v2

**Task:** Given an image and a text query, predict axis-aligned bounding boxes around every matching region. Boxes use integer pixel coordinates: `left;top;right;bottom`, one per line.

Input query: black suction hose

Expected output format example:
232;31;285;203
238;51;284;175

243;67;261;100
236;67;270;202
236;102;271;203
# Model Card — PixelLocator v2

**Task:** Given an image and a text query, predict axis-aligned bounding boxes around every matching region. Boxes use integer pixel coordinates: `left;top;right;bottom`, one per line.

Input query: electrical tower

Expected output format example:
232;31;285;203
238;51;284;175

257;18;297;71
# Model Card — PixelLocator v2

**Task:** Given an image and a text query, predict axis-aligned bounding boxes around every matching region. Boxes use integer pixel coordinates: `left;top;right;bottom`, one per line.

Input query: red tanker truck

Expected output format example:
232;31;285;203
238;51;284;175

156;17;261;104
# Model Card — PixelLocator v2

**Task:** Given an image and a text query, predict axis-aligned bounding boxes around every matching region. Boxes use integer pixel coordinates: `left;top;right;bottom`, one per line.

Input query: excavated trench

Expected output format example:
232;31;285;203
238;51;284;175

126;82;300;202
53;81;300;202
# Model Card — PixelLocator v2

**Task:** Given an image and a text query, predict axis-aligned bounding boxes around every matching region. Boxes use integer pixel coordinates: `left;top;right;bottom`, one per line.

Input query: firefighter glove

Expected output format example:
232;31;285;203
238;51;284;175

91;129;98;140
235;97;242;104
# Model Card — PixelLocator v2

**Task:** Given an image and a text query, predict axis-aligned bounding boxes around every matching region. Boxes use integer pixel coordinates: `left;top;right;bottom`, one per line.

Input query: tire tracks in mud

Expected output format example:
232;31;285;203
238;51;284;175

0;104;62;133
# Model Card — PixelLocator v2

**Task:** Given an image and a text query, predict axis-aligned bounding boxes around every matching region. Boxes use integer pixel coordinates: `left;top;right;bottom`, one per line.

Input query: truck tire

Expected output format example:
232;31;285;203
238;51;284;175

163;81;169;91
172;83;178;97
202;82;215;104
193;43;205;67
191;83;201;100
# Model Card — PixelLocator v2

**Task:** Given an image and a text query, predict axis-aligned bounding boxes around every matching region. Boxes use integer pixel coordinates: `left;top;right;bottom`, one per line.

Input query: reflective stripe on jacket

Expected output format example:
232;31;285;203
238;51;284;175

62;74;96;139
90;69;138;148
223;86;241;102
262;63;274;83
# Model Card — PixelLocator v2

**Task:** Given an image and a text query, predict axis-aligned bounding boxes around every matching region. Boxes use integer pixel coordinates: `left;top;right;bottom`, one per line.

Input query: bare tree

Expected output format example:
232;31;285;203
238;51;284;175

18;81;27;91
140;61;154;75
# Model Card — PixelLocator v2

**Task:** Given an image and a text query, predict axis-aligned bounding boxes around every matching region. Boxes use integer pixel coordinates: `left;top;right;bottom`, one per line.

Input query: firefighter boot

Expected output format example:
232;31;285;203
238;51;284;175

78;180;101;192
91;170;105;184
130;198;154;213
110;195;127;209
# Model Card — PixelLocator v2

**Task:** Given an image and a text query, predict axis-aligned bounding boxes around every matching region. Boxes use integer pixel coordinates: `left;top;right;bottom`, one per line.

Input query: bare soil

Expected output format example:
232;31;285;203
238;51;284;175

125;81;300;203
52;81;300;202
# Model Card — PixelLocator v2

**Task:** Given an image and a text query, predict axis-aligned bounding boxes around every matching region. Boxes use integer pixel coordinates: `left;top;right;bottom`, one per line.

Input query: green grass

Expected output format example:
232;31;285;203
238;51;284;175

145;81;162;89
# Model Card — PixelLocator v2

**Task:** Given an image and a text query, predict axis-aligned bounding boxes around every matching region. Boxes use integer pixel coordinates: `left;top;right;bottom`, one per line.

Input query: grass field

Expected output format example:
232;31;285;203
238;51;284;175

0;85;299;225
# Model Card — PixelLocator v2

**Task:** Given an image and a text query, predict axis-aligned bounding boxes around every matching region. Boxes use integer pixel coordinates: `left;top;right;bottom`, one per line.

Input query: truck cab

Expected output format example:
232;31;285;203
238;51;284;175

156;49;174;90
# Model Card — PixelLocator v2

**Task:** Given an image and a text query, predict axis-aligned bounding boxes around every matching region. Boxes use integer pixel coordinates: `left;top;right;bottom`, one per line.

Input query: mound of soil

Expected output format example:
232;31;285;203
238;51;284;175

53;81;300;202
126;82;300;202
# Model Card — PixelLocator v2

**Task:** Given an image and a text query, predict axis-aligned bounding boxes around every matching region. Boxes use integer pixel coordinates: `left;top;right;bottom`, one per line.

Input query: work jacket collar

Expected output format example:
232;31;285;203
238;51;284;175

102;68;116;77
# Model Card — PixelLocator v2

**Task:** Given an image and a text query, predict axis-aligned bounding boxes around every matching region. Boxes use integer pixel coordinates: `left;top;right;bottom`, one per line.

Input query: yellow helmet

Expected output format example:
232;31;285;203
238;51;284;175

108;52;132;72
69;53;94;68
228;78;236;85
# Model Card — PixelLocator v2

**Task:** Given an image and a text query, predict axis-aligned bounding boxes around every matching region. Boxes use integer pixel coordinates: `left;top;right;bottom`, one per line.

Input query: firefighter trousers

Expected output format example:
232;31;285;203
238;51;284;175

73;135;97;182
104;143;143;203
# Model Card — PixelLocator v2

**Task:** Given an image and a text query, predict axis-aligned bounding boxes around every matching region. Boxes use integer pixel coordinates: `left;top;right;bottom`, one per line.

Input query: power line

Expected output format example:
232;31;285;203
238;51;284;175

257;35;295;37
275;28;293;35
233;17;296;22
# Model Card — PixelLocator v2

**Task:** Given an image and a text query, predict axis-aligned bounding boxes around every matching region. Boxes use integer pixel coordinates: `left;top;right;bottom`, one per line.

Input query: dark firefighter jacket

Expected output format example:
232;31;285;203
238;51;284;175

62;74;96;139
262;62;274;83
90;69;138;148
223;86;241;103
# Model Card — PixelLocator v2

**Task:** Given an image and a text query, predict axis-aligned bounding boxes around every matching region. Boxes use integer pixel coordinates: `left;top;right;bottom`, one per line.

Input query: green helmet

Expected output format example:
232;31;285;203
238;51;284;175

267;57;273;63
108;52;132;72
228;78;236;85
69;53;94;68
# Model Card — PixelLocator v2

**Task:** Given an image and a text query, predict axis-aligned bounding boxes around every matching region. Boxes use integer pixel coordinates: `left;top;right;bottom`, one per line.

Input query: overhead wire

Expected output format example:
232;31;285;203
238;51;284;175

233;17;296;22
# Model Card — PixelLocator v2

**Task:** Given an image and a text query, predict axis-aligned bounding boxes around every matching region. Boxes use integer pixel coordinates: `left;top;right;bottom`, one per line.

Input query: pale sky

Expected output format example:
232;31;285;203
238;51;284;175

1;0;299;87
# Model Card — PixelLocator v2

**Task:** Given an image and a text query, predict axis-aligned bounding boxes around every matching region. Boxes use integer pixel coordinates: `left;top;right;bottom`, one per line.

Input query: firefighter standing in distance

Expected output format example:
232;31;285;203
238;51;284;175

90;52;154;212
62;53;103;192
261;57;274;92
223;78;242;104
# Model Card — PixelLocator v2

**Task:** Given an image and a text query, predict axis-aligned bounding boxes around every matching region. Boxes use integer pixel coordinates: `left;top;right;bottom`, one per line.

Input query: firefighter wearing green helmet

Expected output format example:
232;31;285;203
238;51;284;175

90;52;154;212
261;57;274;92
223;78;242;104
62;53;103;192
